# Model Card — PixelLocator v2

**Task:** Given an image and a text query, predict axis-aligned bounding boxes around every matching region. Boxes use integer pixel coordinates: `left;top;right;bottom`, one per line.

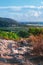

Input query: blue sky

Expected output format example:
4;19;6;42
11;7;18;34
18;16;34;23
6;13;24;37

0;0;43;22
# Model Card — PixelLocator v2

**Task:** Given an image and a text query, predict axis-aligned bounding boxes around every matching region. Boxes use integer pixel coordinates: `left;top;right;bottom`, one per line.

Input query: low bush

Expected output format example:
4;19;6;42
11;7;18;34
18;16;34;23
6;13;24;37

0;31;19;40
17;30;29;38
28;27;43;35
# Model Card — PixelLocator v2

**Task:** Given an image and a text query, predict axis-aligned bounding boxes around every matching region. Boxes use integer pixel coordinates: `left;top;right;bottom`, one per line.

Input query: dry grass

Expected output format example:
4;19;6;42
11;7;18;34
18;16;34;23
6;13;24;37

28;34;43;55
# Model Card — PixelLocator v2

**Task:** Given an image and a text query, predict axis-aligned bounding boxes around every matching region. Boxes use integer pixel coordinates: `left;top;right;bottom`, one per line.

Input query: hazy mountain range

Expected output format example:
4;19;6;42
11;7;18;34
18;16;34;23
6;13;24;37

0;17;43;27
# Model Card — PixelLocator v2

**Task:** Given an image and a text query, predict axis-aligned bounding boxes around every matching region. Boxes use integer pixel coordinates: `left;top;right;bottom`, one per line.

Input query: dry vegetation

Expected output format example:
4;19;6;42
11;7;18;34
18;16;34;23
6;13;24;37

27;34;43;56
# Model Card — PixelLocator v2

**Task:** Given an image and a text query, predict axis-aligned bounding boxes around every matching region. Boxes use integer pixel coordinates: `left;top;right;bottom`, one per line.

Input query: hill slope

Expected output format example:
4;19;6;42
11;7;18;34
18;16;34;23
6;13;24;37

0;17;19;27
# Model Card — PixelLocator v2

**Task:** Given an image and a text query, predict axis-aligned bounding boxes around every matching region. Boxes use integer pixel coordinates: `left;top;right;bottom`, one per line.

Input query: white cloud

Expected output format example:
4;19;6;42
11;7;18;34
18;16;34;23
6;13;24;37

38;6;43;9
22;5;37;8
0;6;22;11
25;10;42;17
0;5;43;10
32;11;42;17
0;5;43;21
1;9;42;21
34;12;39;17
0;6;37;12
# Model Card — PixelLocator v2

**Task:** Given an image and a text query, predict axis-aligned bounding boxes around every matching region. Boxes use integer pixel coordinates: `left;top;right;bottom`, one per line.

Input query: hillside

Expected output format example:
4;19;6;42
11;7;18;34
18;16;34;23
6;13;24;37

0;17;19;27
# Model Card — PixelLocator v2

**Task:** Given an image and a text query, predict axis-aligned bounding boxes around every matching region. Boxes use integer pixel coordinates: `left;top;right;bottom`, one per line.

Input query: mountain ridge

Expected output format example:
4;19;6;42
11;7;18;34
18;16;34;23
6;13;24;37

0;17;19;27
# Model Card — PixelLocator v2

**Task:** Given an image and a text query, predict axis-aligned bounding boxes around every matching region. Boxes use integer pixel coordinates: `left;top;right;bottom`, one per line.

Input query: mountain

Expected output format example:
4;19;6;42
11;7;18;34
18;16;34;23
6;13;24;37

20;22;43;26
20;22;43;24
0;17;43;27
0;17;19;27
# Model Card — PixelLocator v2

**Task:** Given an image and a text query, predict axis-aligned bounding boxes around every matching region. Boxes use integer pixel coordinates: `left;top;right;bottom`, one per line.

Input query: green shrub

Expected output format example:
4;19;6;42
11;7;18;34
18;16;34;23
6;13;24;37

28;27;42;35
0;31;19;40
18;30;29;38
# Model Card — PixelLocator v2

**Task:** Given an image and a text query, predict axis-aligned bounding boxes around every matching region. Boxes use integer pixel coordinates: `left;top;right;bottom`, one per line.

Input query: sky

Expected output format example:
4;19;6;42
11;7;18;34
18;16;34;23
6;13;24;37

0;0;43;22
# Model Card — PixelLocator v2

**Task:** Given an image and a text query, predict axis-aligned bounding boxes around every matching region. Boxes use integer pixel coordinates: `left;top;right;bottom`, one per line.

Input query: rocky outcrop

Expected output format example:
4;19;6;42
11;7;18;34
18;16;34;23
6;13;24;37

0;38;43;65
